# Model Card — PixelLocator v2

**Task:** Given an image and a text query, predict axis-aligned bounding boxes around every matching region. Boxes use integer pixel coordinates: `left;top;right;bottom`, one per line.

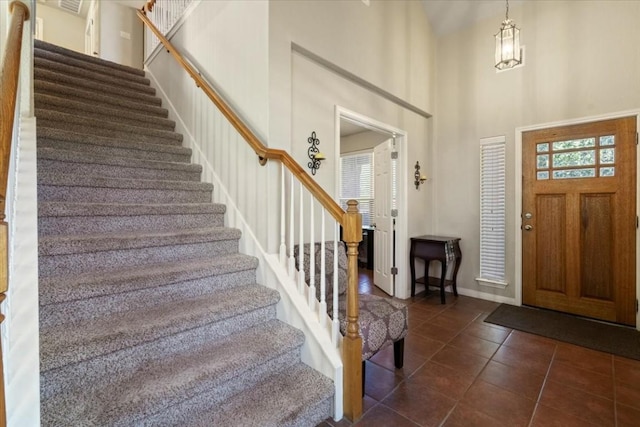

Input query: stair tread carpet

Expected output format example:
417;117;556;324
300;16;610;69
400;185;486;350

38;171;212;194
37;147;201;176
38;126;188;153
35;57;156;95
39;201;222;218
35;39;146;77
185;363;334;427
39;226;241;256
36;109;183;144
34;79;168;116
34;47;151;86
35;68;162;106
42;320;316;427
40;283;281;372
39;253;258;306
36;40;333;427
36;93;176;130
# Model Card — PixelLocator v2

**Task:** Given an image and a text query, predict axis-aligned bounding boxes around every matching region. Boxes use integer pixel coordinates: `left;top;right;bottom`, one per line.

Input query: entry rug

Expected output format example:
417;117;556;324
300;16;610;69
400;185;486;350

485;304;640;361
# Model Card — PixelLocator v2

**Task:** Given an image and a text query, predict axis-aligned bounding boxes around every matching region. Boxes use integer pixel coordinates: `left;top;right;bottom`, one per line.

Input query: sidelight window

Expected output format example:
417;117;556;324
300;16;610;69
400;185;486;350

477;136;508;288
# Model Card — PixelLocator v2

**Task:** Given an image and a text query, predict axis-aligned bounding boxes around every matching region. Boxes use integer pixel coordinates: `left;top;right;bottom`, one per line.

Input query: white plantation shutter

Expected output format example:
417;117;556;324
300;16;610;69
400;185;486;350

340;152;374;227
478;137;507;285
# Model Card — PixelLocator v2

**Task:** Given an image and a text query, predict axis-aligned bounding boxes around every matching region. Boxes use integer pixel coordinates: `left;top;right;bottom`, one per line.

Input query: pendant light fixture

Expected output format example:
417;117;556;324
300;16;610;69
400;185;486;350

495;0;522;70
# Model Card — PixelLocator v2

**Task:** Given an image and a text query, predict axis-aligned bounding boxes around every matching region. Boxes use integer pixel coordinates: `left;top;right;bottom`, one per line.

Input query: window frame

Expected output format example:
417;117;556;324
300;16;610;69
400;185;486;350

339;149;375;228
476;136;509;289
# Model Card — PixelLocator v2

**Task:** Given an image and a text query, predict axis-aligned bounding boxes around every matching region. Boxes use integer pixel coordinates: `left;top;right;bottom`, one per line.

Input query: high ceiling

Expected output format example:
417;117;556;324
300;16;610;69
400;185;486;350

421;0;525;36
39;0;525;37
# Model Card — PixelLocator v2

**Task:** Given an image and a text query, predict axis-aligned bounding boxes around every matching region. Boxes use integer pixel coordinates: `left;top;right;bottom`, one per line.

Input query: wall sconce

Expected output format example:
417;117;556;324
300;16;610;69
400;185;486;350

414;161;427;189
307;131;325;175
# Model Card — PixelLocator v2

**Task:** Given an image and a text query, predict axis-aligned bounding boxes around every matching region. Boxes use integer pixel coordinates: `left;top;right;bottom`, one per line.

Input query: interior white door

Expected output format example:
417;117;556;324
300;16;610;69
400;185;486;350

373;139;394;295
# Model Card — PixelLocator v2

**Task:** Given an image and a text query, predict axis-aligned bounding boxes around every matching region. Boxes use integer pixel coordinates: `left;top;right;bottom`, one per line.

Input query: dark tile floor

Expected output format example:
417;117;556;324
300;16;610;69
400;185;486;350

318;269;640;427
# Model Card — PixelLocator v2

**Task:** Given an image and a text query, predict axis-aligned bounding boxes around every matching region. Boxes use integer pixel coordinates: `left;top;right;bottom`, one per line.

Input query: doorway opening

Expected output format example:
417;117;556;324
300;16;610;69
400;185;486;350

335;106;408;298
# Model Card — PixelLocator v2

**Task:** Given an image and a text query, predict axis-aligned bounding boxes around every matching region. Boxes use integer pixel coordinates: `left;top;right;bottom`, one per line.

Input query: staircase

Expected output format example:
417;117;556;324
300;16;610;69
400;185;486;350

35;40;333;426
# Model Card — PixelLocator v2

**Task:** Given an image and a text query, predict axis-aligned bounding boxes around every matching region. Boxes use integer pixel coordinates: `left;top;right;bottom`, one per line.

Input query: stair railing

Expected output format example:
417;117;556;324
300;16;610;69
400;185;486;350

138;4;364;420
0;1;30;425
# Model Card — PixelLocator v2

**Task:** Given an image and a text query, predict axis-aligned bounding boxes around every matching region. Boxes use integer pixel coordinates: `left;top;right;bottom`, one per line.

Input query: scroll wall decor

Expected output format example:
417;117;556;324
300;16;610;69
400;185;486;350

307;131;325;175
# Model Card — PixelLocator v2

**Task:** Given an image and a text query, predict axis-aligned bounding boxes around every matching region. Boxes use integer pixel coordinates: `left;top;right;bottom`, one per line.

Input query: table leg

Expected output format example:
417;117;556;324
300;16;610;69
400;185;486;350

410;245;416;297
440;259;447;304
451;242;462;297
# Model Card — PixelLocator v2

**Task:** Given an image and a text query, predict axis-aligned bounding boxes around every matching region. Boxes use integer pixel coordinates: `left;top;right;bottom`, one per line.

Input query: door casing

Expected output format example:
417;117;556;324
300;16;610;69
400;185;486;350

515;110;640;330
335;105;409;298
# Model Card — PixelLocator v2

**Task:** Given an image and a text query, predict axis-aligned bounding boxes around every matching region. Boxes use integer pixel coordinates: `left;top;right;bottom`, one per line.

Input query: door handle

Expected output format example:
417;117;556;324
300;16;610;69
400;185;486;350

524;224;533;231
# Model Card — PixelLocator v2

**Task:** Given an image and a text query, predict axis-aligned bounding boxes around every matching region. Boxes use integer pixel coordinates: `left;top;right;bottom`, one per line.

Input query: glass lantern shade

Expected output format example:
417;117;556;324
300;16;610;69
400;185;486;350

495;20;521;70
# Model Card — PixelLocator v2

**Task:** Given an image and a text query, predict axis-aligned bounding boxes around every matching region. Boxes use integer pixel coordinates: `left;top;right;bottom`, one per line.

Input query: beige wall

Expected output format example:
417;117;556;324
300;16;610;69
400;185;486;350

270;0;437;295
434;0;640;301
36;3;85;53
99;1;143;69
341;130;389;155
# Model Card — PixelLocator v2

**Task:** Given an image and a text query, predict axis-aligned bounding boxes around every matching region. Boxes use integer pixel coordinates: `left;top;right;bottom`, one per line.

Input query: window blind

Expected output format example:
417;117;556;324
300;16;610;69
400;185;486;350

340;152;374;227
479;138;506;283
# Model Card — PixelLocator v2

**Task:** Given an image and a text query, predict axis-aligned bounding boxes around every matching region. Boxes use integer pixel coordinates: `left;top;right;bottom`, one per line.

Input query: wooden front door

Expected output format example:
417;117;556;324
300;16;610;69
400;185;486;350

522;117;637;326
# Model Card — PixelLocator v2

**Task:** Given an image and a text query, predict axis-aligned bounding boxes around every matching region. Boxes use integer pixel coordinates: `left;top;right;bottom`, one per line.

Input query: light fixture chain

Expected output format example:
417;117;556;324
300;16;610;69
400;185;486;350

506;0;509;20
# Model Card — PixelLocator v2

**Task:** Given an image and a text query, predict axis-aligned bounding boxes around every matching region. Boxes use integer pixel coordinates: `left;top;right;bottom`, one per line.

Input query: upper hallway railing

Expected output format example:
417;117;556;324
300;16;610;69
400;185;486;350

138;0;364;420
0;1;30;425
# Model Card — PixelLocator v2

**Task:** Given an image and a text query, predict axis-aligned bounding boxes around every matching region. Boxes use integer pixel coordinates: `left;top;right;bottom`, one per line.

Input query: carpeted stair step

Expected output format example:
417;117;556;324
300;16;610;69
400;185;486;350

181;362;334;427
38;172;211;204
39;254;258;326
38;129;191;163
36;40;334;426
37;147;201;183
35;57;155;96
41;319;306;426
38;226;240;277
36;93;176;131
35;39;146;77
40;284;281;373
35;68;162;106
38;200;223;236
34;47;151;86
41;294;282;402
37;109;183;146
35;79;169;118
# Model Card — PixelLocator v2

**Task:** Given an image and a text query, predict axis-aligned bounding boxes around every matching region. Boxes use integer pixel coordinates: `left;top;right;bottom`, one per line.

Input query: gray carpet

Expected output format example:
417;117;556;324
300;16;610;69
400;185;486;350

35;39;333;426
485;304;640;360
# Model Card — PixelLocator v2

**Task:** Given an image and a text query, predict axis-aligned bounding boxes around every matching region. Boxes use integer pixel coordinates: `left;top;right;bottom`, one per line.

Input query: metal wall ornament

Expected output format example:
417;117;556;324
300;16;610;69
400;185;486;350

307;131;325;175
414;161;427;189
495;0;522;70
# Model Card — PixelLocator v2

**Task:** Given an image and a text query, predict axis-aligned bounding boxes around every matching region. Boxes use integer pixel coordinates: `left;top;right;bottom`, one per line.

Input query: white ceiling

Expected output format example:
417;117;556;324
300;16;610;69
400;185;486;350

38;1;524;38
421;0;525;36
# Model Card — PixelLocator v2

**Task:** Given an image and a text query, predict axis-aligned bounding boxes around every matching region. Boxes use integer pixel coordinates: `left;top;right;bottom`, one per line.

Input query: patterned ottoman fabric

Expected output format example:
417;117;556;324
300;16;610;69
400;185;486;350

293;241;347;302
337;293;408;360
293;241;408;361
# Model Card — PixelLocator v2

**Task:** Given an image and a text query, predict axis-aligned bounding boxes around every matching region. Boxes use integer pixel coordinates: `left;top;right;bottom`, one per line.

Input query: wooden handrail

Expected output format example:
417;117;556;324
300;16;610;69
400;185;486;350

136;9;344;224
0;2;30;425
137;7;363;420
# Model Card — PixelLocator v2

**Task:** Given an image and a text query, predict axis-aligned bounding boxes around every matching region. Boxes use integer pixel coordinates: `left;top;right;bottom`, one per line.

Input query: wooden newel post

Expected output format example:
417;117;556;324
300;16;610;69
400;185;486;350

342;200;363;421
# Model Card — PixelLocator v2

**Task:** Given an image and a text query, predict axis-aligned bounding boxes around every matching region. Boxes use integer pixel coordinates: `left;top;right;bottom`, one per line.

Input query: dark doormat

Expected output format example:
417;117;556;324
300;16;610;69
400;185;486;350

485;304;640;361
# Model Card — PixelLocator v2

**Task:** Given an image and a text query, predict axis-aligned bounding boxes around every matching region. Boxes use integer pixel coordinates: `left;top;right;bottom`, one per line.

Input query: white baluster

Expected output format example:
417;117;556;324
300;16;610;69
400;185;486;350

319;210;327;326
288;173;295;279
279;165;286;266
332;222;340;346
308;196;316;311
298;183;305;294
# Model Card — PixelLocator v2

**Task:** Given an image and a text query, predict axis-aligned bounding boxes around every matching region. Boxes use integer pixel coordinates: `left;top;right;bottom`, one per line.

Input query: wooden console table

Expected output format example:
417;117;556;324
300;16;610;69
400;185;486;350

410;235;462;304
